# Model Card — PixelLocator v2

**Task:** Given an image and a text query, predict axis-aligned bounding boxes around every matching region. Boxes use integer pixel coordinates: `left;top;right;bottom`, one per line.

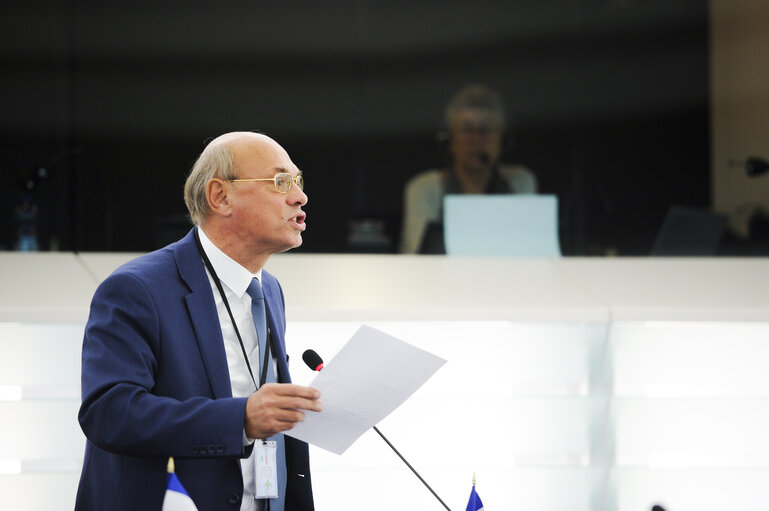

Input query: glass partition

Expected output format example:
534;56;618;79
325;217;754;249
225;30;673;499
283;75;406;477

4;318;769;510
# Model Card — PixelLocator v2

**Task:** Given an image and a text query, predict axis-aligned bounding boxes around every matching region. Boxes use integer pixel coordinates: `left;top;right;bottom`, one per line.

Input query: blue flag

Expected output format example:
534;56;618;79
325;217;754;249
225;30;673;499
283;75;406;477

466;484;484;511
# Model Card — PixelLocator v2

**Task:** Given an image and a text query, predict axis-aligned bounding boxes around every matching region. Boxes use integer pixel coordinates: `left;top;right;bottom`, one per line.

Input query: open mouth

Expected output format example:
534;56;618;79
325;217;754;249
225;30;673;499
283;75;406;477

290;213;307;228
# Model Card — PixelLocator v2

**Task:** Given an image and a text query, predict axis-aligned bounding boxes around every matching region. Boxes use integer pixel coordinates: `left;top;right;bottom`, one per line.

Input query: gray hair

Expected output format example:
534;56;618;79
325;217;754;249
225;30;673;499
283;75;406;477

183;142;238;226
443;84;506;130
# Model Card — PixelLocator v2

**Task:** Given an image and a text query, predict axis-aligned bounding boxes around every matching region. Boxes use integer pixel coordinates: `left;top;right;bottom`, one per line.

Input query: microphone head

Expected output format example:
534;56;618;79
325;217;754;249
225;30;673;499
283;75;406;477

746;157;769;177
302;349;324;371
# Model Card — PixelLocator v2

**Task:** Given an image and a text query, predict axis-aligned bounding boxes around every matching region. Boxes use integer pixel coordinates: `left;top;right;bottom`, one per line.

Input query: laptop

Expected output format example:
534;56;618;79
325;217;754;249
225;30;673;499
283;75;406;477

442;195;561;257
651;206;727;256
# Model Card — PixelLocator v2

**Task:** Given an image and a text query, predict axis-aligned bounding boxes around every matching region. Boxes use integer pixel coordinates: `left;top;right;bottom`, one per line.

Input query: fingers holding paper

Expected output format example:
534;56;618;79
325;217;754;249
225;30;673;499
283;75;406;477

244;383;322;439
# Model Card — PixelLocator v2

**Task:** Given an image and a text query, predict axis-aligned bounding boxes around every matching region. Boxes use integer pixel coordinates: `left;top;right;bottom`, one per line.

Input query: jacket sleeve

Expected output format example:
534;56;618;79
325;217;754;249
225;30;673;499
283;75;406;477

78;270;250;459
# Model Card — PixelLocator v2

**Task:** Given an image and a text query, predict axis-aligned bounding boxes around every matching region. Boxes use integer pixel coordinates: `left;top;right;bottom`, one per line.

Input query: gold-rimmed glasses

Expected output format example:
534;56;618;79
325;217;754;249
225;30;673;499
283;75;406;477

226;173;304;193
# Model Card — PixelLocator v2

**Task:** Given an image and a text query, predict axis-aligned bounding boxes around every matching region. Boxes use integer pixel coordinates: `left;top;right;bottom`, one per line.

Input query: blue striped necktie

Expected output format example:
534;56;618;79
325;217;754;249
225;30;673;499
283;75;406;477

246;277;287;511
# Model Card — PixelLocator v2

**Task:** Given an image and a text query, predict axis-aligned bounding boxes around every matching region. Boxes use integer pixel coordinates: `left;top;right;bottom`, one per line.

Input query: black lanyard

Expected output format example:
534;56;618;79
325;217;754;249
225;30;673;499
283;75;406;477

194;228;270;390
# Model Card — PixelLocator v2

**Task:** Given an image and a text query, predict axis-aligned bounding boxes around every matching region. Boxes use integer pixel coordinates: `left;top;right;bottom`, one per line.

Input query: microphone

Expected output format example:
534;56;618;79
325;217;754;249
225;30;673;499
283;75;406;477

746;157;769;177
302;349;452;511
302;349;324;371
728;156;769;177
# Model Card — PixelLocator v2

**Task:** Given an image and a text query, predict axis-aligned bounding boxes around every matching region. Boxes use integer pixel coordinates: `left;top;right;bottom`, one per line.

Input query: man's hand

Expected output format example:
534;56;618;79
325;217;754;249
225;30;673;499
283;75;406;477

244;383;322;440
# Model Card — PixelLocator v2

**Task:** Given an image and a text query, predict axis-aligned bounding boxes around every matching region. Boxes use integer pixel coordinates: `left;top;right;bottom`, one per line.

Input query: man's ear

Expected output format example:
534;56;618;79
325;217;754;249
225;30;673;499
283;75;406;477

206;179;232;217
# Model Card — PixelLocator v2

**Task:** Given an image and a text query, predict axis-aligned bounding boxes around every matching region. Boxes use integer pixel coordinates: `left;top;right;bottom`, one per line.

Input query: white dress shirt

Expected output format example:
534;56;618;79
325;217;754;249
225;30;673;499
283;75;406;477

197;227;265;511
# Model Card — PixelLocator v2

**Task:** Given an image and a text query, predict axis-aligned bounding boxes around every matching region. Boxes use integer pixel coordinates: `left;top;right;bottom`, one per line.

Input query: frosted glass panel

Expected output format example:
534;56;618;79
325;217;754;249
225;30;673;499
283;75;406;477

286;321;609;397
0;322;86;511
310;465;603;511
0;323;83;397
616;468;769;511
0;401;83;459
615;398;769;467
611;321;769;397
7;317;769;510
0;473;80;511
286;321;610;510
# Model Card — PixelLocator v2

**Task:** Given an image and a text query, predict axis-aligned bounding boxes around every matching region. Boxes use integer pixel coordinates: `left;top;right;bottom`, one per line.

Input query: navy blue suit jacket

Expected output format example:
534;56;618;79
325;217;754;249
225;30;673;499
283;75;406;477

75;229;314;510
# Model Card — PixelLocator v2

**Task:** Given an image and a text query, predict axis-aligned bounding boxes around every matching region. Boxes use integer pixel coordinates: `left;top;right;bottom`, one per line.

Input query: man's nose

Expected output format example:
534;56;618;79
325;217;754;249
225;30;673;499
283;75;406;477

289;185;308;206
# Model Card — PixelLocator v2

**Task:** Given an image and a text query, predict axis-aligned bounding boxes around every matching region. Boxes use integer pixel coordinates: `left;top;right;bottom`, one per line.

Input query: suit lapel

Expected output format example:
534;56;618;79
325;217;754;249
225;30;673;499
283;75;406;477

175;230;233;399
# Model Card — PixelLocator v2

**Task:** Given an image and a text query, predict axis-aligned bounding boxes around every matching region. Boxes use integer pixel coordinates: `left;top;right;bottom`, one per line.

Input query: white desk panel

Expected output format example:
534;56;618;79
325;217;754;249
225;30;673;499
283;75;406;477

0;253;97;323
2;253;769;511
266;254;608;322
554;257;769;321
75;252;608;321
3;254;767;324
76;252;143;282
32;253;768;323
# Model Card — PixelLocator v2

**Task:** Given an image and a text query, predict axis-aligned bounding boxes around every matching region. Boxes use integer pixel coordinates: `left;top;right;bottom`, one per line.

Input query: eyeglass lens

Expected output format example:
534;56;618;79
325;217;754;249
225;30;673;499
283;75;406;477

275;173;303;192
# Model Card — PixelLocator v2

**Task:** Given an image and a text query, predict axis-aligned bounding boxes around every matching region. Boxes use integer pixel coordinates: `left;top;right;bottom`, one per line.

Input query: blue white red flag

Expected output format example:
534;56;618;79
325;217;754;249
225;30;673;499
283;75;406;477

466;473;484;511
162;457;198;511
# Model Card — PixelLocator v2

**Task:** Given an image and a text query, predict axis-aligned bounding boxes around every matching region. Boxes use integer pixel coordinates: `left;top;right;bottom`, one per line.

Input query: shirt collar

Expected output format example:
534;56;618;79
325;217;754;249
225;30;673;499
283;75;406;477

197;226;262;298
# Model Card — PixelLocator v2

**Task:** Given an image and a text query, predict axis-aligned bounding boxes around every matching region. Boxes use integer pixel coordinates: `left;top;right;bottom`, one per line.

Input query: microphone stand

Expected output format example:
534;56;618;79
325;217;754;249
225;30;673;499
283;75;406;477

372;425;452;511
303;351;452;510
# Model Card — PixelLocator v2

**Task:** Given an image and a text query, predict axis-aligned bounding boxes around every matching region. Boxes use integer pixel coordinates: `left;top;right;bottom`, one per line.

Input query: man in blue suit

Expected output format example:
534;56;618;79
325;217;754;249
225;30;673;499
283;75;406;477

76;132;322;510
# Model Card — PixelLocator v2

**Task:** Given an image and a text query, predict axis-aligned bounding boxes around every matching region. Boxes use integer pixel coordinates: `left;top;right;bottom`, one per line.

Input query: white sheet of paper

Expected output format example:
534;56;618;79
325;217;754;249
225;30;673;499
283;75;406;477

444;194;561;257
284;324;446;454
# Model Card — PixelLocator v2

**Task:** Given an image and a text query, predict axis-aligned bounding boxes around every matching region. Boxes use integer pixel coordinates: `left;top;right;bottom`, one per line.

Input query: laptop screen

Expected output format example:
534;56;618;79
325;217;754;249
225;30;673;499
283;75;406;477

443;195;561;257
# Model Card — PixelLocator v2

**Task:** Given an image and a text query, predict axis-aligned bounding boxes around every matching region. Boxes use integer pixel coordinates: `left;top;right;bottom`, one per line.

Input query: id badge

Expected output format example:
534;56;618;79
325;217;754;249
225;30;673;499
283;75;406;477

254;441;279;499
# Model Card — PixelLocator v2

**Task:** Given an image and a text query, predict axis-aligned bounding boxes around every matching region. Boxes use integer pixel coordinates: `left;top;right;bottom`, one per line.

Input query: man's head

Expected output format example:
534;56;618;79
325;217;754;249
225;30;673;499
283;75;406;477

444;84;506;172
184;132;307;268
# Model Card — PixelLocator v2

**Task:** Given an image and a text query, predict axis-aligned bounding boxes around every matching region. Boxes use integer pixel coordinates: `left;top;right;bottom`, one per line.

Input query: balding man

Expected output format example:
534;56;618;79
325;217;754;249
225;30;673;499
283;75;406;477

76;132;320;511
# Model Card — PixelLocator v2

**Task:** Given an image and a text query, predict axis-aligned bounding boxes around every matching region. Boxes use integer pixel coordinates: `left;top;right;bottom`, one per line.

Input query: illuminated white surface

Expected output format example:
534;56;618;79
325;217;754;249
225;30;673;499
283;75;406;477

75;252;142;282
0;401;84;460
611;321;769;397
0;460;21;475
0;385;22;401
1;253;769;510
616;468;769;511
0;473;80;511
0;254;96;323
615;398;769;468
286;321;607;511
555;258;769;321
267;254;608;322
0;324;83;389
4;253;768;322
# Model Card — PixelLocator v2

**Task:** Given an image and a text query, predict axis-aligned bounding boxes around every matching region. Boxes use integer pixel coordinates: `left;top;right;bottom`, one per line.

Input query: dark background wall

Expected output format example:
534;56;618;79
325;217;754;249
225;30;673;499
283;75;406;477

0;0;709;255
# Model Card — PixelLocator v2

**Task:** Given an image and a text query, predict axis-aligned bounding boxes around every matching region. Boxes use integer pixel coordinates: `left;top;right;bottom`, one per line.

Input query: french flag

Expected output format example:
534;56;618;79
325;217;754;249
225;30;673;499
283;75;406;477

465;474;484;511
162;457;198;511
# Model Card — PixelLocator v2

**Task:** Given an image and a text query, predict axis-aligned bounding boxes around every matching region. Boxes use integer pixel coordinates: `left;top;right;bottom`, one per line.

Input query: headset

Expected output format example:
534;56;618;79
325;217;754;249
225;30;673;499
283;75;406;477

434;84;517;169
